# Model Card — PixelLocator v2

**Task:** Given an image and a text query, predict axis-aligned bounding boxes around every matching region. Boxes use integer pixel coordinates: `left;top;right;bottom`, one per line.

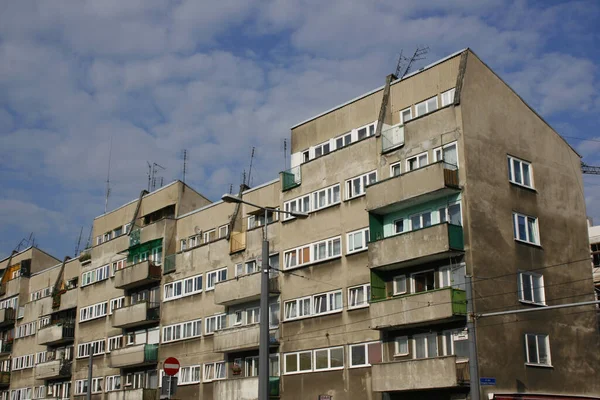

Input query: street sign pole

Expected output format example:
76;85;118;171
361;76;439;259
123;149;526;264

167;375;172;400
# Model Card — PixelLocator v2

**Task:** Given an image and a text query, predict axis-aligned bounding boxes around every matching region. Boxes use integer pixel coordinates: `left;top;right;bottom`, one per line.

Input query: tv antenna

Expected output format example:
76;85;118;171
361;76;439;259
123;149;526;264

150;162;166;191
85;224;93;249
104;134;113;213
74;226;83;257
282;139;288;170
182;149;188;184
400;46;429;78
247;147;256;188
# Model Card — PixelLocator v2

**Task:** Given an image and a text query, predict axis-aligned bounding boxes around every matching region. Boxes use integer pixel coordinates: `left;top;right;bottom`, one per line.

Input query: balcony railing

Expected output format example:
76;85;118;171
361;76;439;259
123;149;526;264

109;344;158;369
129;229;141;247
37;322;75;346
213;325;279;353
368;223;464;271
0;308;15;328
112;301;160;329
381;123;405;152
114;260;161;290
0;371;9;387
214;273;279;306
213;376;280;398
34;359;72;380
372;356;469;392
0;341;13;355
280;166;301;191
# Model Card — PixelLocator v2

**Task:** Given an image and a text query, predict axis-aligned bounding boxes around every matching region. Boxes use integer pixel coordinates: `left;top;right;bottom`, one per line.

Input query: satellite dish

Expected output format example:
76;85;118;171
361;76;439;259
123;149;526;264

194;226;202;235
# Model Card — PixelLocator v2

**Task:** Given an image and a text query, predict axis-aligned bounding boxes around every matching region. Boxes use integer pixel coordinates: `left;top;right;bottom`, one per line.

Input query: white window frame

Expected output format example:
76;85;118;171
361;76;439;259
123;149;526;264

77;339;106;359
313;346;344;371
525;334;551;366
415;95;438;117
283;236;342;270
283;289;343;321
163;273;203;301
508;155;534;189
394;336;409;356
356;122;376;140
412;333;438;359
400;107;412;124
314;140;331;158
433;141;459;168
203;229;216;243
180;239;187;251
105;375;121;392
107;335;123;352
390;161;401;177
346;227;369;255
441;88;456;107
410;269;436;294
283;184;341;220
74;380;88;395
162;319;202;343
518;271;546;305
348;284;370;309
512;212;540;245
91;377;103;394
206;268;227;291
345;171;377;200
393;275;407;295
202;361;226;382
79;302;108;323
406;151;428;171
334;132;352;150
109;297;125;314
348;341;382;368
205;314;226;335
188;235;199;248
283;350;313;375
218;225;229;239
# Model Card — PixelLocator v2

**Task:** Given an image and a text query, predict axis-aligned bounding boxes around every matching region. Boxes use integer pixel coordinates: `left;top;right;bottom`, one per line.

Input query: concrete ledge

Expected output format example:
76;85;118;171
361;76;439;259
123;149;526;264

106;389;157;400
214;273;279;306
34;360;71;380
372;356;469;392
114;260;161;290
109;344;157;368
37;324;75;346
214;377;258;400
112;302;159;329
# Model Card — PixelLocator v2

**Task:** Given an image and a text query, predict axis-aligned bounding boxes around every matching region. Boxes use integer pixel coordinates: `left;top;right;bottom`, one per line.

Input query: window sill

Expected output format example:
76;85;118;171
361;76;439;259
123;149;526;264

514;239;542;249
283;255;342;271
525;362;553;369
346;248;368;256
344;194;366;202
282;202;341;224
348;304;369;311
509;181;536;193
283;309;343;323
518;300;547;307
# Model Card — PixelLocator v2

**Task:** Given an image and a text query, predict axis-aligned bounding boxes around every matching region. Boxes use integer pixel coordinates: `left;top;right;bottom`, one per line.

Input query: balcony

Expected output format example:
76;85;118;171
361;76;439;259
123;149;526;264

34;360;72;380
112;302;160;329
0;308;15;328
0;371;9;387
367;162;459;215
213;376;280;400
106;388;158;400
214;273;279;306
37;323;75;346
0;341;13;355
230;231;247;254
52;289;78;312
114;260;161;290
370;288;466;329
381;123;405;152
280;166;301;191
109;344;158;369
213;325;279;353
368;223;464;271
372;356;469;392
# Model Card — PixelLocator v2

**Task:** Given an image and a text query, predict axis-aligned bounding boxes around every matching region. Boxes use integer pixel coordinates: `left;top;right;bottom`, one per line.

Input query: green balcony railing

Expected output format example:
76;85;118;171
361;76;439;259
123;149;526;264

269;376;280;397
280;166;301;191
129;229;141;247
144;344;158;363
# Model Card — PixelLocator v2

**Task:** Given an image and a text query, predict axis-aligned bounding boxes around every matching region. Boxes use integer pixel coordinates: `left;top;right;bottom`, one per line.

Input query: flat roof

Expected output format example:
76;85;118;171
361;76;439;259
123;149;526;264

290;48;467;130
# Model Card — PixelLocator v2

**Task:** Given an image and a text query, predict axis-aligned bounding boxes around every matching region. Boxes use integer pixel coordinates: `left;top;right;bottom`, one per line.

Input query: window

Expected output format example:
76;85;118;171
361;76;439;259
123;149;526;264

206;268;227;290
269;302;280;328
592;243;600;267
180;239;187;251
347;228;369;254
163;273;202;301
400;107;412;124
245;356;259;377
38;316;51;330
335;132;352;150
525;334;551;366
409;211;432;230
314;347;344;371
81;265;110;287
35;351;47;364
314;141;331;158
109;297;125;314
30;287;52;301
283;236;342;270
394;336;409;356
203;229;216;243
246;307;260;324
248;210;278;230
77;339;106;358
11;354;35;370
349;342;382;368
390;162;401;177
245;260;257;275
218;225;229;238
346;171;377;199
433;142;458;169
162;319;202;343
284;184;340;220
33;386;45;399
413;333;438;359
508;155;533;188
518;272;545;305
415;95;438;117
411;270;435;293
357;123;376;140
393;275;407;295
348;284;370;309
406;152;428;171
107;335;123;352
284;290;343;321
205;314;226;335
233;310;244;326
439;202;462;226
284;351;312;374
75;380;88;395
79;302;107;323
513;212;540;245
15;322;36;339
111;259;126;275
91;377;103;394
203;362;226;382
394;218;406;234
442;329;469;358
283;194;310;221
106;375;121;392
441;88;456;107
10;388;32;400
179;365;201;385
302;150;310;163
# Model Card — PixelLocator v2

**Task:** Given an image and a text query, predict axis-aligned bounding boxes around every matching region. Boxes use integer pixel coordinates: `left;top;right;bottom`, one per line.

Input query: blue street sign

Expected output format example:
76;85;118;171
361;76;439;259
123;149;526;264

480;377;496;386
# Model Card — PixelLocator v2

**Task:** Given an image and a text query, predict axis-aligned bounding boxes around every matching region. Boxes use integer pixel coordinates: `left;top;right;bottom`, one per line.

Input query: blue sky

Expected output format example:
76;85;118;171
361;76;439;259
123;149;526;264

1;0;599;259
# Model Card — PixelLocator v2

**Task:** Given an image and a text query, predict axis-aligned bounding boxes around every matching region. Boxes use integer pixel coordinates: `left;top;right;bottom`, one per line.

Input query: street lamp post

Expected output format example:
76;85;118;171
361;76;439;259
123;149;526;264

221;194;308;400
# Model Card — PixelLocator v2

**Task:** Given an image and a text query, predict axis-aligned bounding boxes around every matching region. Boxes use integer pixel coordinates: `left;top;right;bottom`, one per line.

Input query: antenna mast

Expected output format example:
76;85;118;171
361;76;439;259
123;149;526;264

247;147;255;188
151;163;166;191
104;135;113;214
283;139;287;170
182;149;188;184
85;225;93;249
74;226;83;257
401;46;429;78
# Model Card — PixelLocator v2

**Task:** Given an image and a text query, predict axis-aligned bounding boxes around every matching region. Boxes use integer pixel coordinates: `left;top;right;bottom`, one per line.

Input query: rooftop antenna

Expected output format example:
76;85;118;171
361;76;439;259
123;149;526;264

160;177;164;188
182;149;188;184
104;134;113;214
146;162;152;192
85;224;93;249
401;46;429;78
74;226;83;257
151;162;165;191
229;184;233;194
247;147;256;188
394;50;405;79
282;139;287;170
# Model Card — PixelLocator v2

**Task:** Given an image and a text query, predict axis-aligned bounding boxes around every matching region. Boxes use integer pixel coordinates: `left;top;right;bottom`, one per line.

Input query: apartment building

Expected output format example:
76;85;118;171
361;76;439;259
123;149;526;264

0;48;598;400
588;222;600;331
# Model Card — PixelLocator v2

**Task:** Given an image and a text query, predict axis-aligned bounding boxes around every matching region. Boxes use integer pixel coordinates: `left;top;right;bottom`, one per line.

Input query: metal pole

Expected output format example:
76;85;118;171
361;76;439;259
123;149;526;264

167;375;172;400
466;275;480;400
87;351;93;400
258;208;270;400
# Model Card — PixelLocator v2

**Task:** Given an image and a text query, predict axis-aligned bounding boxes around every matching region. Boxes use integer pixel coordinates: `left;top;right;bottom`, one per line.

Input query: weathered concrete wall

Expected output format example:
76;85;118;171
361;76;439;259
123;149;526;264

213;376;258;400
460;50;600;397
372;356;461;392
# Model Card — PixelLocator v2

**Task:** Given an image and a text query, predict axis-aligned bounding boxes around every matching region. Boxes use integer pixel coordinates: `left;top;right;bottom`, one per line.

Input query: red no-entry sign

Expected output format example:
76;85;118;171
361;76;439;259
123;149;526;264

164;357;180;376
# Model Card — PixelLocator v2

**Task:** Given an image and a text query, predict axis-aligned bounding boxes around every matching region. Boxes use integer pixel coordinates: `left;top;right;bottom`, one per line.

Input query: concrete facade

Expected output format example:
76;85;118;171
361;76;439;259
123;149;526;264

0;49;598;400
